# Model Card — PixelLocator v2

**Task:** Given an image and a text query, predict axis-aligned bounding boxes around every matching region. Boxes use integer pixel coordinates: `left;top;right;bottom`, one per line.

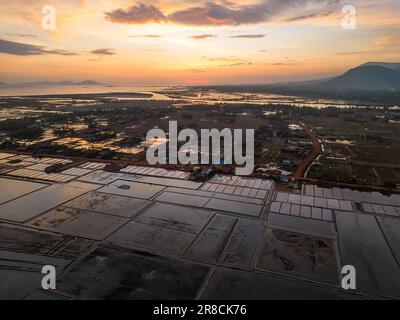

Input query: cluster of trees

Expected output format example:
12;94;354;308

86;131;117;142
357;134;383;143
53;126;75;137
0;118;44;140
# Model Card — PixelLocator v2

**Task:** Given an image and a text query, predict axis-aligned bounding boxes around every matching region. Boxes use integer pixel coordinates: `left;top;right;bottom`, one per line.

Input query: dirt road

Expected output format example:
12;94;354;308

292;125;322;181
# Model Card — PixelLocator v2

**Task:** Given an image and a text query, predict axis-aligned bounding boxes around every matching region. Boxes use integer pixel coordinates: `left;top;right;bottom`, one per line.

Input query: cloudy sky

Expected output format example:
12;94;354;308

0;0;399;84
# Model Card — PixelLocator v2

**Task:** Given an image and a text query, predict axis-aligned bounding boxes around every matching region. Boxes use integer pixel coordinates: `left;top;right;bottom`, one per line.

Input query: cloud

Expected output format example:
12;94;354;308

271;61;299;66
223;62;253;67
334;34;400;56
131;34;161;38
0;39;77;56
90;48;116;55
284;10;335;22
168;2;269;26
11;34;37;39
105;3;166;24
373;34;400;49
105;1;342;26
229;34;266;38
204;56;253;67
190;34;218;40
0;39;116;57
334;50;371;56
188;69;207;73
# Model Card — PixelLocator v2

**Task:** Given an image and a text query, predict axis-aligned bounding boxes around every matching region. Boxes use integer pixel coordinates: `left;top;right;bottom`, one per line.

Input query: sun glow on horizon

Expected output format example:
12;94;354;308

0;0;399;85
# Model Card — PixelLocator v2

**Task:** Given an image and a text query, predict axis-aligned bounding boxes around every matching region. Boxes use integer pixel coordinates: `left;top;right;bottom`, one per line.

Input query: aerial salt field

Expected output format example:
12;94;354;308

0;151;400;300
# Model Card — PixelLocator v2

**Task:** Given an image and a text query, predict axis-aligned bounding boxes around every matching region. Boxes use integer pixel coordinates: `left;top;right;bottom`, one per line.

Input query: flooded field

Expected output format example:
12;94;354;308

0;85;382;117
161;89;378;109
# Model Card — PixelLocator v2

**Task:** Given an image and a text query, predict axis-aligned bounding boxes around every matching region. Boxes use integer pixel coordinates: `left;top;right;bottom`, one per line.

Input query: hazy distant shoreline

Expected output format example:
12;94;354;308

0;85;167;98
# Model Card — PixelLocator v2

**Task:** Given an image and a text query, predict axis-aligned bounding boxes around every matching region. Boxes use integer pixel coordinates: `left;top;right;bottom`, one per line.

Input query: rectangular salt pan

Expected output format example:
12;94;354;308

0;182;98;222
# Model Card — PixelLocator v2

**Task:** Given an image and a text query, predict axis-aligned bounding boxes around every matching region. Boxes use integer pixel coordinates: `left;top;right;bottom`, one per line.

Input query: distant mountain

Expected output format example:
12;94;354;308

0;81;8;86
218;62;400;92
360;62;400;70
78;80;102;85
321;65;400;91
195;62;400;104
265;62;400;92
0;80;105;86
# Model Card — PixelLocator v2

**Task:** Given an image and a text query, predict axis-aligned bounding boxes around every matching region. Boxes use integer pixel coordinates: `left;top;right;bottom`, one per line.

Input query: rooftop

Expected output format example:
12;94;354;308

0;151;400;299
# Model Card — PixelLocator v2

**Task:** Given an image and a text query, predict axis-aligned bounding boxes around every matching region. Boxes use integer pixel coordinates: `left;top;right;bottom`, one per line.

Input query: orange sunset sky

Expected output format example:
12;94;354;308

0;0;399;85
